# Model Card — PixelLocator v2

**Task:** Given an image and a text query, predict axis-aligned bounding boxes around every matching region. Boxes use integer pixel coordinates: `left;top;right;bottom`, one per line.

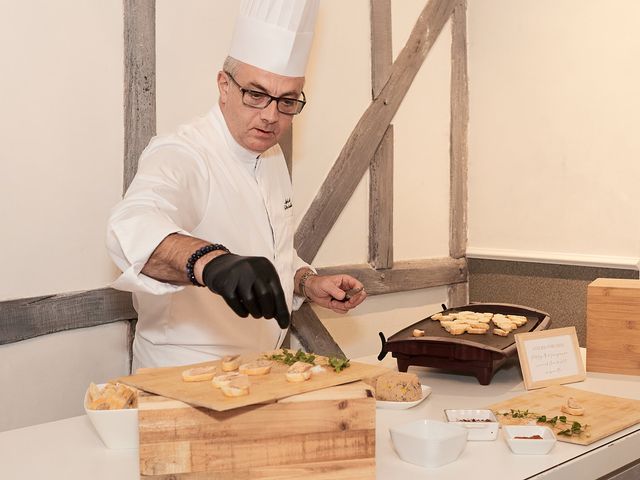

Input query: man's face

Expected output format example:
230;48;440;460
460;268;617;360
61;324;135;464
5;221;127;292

218;62;305;153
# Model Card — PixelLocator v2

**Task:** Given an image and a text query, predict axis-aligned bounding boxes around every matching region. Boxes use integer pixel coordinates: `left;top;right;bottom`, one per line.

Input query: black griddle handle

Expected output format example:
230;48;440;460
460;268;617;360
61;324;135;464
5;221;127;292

441;303;448;311
377;332;388;361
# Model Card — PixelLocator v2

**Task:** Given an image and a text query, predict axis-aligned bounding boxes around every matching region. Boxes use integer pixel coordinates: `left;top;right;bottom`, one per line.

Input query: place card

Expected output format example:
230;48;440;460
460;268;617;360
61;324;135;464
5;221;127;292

515;326;586;390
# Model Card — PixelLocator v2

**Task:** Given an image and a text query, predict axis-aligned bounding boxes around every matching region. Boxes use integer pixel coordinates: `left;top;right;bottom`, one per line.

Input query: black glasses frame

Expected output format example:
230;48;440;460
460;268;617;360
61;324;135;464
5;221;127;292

225;71;306;115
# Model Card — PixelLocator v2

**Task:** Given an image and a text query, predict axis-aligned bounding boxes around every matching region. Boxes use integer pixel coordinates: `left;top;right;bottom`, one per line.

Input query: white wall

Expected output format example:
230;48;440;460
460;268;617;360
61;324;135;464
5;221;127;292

467;0;640;267
0;0;124;301
0;1;127;430
155;0;452;359
0;322;131;432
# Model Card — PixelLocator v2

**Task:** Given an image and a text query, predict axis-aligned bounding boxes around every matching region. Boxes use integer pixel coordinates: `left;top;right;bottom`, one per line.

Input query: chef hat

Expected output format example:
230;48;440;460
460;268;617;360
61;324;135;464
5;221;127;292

228;0;320;77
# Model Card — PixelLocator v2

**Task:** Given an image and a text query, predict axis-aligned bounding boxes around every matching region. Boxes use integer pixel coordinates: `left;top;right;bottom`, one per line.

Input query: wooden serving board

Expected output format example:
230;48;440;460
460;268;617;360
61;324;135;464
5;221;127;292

138;381;376;479
487;385;640;445
587;278;640;375
118;353;390;411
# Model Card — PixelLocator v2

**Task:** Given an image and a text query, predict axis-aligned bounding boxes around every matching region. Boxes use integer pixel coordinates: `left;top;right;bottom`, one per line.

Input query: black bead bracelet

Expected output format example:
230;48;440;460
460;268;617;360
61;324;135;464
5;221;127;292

186;243;230;287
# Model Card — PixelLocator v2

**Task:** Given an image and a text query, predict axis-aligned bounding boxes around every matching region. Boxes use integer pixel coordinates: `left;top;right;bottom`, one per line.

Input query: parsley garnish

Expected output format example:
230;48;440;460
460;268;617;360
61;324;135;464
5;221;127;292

327;356;350;373
498;409;587;437
264;349;351;373
264;348;316;366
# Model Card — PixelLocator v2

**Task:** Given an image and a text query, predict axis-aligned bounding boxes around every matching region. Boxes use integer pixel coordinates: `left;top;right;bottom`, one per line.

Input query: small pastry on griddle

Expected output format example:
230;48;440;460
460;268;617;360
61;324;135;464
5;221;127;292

412;328;425;337
474;317;491;324
467;327;488;334
493;328;509;337
507;315;528;326
470;322;490;330
448;324;467;335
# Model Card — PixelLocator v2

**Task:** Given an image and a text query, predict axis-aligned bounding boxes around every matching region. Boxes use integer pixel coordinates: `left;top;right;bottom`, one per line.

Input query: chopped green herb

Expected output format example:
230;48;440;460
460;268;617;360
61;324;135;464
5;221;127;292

496;409;587;437
264;349;351;373
328;356;350;373
264;348;316;366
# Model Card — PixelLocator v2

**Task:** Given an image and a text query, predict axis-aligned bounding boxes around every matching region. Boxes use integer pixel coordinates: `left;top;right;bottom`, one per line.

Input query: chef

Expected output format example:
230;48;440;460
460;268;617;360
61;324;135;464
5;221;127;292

106;0;366;370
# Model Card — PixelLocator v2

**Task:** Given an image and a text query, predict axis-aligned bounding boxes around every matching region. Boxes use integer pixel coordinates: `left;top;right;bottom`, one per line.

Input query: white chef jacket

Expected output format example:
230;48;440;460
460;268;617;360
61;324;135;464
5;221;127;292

106;104;309;368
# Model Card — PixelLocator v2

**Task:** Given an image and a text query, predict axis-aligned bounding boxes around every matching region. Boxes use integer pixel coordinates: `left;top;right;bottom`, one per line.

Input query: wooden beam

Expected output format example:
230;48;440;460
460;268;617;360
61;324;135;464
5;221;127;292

370;0;393;99
295;0;457;263
280;126;293;179
447;282;469;308
449;0;468;259
369;0;394;270
0;254;466;346
369;125;394;269
317;257;467;296
291;303;345;358
123;0;156;193
0;288;137;345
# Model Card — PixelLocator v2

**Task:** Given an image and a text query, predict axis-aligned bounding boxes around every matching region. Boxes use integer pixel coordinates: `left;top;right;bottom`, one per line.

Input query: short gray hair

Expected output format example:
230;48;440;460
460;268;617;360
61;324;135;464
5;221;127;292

223;56;241;76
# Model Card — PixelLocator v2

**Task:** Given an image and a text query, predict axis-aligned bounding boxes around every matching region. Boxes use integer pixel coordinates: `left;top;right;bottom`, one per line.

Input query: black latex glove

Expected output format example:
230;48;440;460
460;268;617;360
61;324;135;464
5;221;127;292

202;253;290;329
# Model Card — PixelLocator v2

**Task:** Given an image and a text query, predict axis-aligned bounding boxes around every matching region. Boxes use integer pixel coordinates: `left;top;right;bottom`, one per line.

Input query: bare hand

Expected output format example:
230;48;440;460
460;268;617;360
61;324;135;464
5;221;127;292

303;274;366;314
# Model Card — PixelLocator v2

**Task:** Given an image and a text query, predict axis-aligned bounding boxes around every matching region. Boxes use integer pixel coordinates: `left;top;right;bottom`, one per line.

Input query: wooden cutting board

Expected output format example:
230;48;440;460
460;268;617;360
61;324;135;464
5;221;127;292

118;352;390;411
137;382;376;479
586;278;640;375
487;385;640;445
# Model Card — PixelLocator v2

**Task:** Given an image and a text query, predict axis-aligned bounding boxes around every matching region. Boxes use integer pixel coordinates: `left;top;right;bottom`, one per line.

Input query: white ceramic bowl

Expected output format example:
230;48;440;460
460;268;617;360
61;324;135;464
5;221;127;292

84;384;139;449
390;419;468;468
444;409;499;441
503;425;556;455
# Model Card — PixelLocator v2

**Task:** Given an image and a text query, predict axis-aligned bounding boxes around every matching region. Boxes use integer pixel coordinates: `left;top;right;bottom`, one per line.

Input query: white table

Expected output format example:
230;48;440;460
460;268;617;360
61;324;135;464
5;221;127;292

370;354;640;480
1;355;639;479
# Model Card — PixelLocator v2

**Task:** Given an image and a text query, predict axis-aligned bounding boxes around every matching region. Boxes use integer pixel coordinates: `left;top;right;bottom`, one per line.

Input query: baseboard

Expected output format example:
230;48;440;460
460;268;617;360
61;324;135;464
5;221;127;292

466;247;639;271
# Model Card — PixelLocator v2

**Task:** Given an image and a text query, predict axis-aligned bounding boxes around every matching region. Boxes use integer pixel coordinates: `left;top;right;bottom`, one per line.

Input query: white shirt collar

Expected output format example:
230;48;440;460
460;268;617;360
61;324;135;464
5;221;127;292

210;103;260;165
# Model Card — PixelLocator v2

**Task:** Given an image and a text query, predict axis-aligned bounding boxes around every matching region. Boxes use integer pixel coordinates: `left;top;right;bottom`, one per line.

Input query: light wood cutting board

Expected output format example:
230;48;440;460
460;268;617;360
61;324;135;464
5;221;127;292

487;385;640;445
118;352;390;411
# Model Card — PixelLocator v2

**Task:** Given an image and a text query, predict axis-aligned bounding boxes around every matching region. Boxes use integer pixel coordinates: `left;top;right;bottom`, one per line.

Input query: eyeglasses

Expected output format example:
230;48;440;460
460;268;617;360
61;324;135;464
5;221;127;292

224;71;306;115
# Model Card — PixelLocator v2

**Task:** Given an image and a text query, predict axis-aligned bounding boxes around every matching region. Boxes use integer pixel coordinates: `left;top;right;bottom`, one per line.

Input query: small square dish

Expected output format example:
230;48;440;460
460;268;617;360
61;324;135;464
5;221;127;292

390;419;468;468
444;409;499;441
376;385;432;410
503;425;556;455
84;383;139;449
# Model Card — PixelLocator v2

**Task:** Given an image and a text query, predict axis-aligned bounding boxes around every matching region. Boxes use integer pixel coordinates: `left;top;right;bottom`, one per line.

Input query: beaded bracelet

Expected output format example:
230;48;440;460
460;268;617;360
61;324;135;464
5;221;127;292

186;243;230;287
298;269;318;301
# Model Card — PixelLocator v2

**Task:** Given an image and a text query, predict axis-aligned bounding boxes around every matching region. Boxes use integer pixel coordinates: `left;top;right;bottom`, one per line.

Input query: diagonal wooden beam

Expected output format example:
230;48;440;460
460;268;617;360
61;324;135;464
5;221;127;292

295;0;457;263
123;0;156;193
291;303;345;358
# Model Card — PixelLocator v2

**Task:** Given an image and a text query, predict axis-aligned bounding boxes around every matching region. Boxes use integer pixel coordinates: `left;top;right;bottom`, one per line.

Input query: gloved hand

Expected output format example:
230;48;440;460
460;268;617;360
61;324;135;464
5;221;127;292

202;253;290;329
